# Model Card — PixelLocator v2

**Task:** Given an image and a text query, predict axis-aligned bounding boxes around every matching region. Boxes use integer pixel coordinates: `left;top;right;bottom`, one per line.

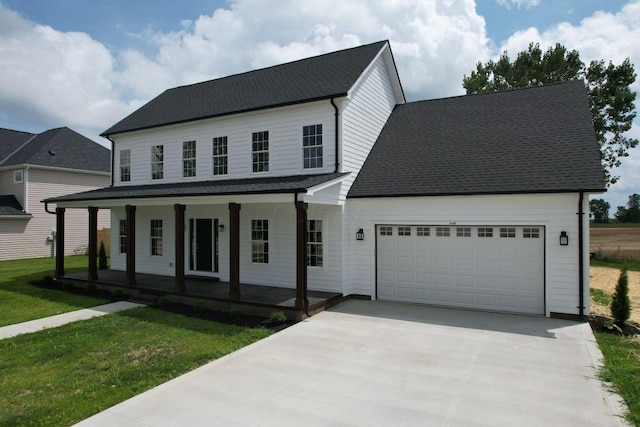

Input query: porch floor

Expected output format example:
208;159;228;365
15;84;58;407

62;270;343;314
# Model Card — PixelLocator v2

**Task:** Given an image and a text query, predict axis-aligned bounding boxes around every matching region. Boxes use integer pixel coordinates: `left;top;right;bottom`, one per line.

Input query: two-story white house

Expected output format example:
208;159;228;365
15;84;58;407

47;40;605;318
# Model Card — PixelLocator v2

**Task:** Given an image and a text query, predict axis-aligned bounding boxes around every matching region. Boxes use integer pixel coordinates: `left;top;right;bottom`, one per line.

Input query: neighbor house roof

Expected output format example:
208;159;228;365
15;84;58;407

348;80;606;198
0;195;30;217
0;128;35;161
102;40;396;136
45;172;349;203
0;127;110;173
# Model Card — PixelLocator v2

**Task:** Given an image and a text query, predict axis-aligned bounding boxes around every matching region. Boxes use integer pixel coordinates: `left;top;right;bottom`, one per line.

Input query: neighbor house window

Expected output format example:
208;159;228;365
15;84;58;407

182;141;196;177
456;227;471;237
417;227;430;236
478;227;493;237
436;227;450;237
252;131;269;172
251;219;269;263
151;145;164;180
523;227;540;238
398;226;411;236
307;219;323;267
151;219;163;256
303;124;323;169
212;136;228;175
13;170;23;183
500;227;516;238
379;226;393;236
120;150;131;182
119;219;127;254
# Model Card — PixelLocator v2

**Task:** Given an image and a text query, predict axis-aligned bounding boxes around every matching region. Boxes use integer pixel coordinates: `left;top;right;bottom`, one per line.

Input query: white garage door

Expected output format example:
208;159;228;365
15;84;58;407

376;225;544;315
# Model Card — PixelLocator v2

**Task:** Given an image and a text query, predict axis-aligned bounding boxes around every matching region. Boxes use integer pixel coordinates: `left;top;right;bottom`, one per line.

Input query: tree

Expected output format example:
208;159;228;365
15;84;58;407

463;43;638;186
610;265;631;326
589;198;610;223
98;241;108;270
614;193;640;223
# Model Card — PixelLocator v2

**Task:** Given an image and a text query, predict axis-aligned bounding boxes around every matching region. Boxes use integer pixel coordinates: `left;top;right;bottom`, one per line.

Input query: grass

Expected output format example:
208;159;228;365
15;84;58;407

0;306;272;426
590;288;612;307
591;222;640;228
591;257;640;272
0;256;111;326
594;333;640;426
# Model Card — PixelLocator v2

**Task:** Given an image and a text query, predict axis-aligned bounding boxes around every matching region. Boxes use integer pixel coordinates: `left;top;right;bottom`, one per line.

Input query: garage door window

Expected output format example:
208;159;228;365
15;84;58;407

456;227;471;237
398;226;411;236
523;227;540;238
380;226;393;236
500;227;516;238
417;227;430;236
478;227;493;237
436;227;450;237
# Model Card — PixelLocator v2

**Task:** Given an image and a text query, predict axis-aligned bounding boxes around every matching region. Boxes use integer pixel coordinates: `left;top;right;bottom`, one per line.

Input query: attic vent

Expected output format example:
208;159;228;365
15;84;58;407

48;150;56;155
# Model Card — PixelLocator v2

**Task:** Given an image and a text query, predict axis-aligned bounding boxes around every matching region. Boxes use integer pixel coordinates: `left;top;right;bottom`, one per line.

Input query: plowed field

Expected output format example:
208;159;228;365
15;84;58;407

590;227;640;259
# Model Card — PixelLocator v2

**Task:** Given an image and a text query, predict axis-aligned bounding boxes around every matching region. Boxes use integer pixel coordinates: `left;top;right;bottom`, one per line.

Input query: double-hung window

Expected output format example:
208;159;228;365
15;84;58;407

212;136;228;175
119;219;127;254
151;219;163;256
251;220;269;263
303;124;323;169
182;141;196;177
307;220;323;267
151;145;164;180
252;131;269;172
120;149;131;182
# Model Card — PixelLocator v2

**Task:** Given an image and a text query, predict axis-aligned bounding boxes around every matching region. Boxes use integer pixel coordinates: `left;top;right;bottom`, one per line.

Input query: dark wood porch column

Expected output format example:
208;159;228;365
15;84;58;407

55;207;65;277
228;202;241;299
88;207;98;281
174;204;186;293
295;201;308;311
125;205;136;287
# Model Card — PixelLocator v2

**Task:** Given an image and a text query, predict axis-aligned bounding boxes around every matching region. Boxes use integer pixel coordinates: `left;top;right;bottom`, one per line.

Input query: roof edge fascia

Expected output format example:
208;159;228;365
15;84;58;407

0;164;111;176
346;188;608;199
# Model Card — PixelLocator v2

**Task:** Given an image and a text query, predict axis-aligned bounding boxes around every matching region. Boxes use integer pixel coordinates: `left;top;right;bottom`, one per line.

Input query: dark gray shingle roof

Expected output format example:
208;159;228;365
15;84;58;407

0;195;30;216
45;172;348;203
1;127;110;173
348;80;605;198
0;128;35;163
102;41;389;136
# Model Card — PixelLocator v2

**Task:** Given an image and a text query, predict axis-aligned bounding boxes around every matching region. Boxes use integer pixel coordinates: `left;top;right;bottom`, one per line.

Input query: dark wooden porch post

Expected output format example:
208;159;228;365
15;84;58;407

125;205;136;286
88;207;98;281
55;207;65;277
228;202;241;300
295;201;308;312
174;204;186;293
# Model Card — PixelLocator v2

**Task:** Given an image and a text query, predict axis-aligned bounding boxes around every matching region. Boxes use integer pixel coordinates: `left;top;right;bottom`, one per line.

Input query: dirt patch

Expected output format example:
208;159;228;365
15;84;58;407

590;227;640;259
590;266;640;335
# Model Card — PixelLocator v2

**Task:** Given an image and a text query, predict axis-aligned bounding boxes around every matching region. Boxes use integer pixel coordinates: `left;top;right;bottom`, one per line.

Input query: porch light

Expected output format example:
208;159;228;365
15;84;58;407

218;224;225;232
356;228;365;241
559;231;568;246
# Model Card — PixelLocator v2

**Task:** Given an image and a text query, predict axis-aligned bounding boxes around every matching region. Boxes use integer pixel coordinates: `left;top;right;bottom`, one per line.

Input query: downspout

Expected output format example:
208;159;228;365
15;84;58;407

331;98;340;173
578;192;585;317
106;136;115;187
23;165;30;213
294;192;311;317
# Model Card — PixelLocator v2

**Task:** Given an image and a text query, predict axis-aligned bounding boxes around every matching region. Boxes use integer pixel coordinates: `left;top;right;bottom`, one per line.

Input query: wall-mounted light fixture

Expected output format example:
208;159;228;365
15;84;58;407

218;224;225;232
356;228;365;241
559;231;568;246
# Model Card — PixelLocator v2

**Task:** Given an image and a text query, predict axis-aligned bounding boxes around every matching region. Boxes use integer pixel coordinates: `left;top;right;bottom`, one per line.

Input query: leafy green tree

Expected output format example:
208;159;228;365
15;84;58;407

589;198;610;223
610;265;631;326
614;193;640;223
463;43;638;186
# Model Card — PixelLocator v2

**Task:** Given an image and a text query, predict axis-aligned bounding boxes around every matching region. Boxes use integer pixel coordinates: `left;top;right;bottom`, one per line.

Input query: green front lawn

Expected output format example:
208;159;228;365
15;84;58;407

0;256;110;326
0;306;272;426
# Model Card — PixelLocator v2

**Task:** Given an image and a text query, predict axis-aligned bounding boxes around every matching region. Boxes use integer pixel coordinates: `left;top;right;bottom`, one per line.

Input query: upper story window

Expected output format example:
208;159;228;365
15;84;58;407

13;170;23;184
182;141;196;177
212;136;228;175
119;219;127;254
151;145;164;180
307;220;323;267
303;124;323;169
120;149;131;182
252;131;269;172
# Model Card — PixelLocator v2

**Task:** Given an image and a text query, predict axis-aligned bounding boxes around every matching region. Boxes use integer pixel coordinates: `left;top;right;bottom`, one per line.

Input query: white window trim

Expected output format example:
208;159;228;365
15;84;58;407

307;218;325;269
151;145;164;181
182;141;197;178
13;169;23;184
251;218;269;264
119;149;131;182
150;219;164;257
302;124;324;170
251;130;269;174
212;136;228;176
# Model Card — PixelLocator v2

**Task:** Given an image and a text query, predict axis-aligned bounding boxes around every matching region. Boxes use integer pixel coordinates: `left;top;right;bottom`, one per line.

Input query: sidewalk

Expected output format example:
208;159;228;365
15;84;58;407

0;301;145;339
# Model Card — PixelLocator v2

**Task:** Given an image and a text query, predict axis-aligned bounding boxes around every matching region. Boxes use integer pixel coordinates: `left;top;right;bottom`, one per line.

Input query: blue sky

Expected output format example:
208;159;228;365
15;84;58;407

0;0;638;210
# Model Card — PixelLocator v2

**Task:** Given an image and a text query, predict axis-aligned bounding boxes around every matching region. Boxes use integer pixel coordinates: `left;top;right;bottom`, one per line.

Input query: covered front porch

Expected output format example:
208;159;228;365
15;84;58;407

61;270;344;319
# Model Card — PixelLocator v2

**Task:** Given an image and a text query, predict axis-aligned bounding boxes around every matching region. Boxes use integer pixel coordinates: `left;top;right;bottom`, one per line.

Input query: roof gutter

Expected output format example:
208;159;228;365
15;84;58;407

331;98;340;173
578;191;585;317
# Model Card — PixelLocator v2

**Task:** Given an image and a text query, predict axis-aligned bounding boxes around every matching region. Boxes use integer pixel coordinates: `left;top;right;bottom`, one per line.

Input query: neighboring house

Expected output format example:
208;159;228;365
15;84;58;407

0;127;110;260
47;40;605;317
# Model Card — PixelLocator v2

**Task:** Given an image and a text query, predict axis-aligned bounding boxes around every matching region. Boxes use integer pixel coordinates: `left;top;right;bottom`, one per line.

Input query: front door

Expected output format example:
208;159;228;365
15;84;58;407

190;218;218;272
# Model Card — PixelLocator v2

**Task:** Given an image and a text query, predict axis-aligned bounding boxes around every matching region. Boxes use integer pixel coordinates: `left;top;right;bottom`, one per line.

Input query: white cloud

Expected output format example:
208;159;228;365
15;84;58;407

496;0;541;10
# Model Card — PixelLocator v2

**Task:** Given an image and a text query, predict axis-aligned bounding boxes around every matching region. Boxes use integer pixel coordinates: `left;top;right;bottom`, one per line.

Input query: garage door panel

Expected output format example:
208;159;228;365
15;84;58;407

377;225;544;315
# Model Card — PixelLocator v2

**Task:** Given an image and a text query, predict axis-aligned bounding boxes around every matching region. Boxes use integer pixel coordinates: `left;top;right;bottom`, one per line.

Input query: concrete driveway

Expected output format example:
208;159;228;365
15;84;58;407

76;300;627;426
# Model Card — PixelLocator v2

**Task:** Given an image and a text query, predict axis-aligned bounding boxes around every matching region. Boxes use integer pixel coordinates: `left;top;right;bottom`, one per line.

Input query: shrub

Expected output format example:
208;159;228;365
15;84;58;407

610;265;631;326
269;311;287;323
192;303;207;314
155;296;170;307
98;241;108;270
86;283;97;293
229;308;243;321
